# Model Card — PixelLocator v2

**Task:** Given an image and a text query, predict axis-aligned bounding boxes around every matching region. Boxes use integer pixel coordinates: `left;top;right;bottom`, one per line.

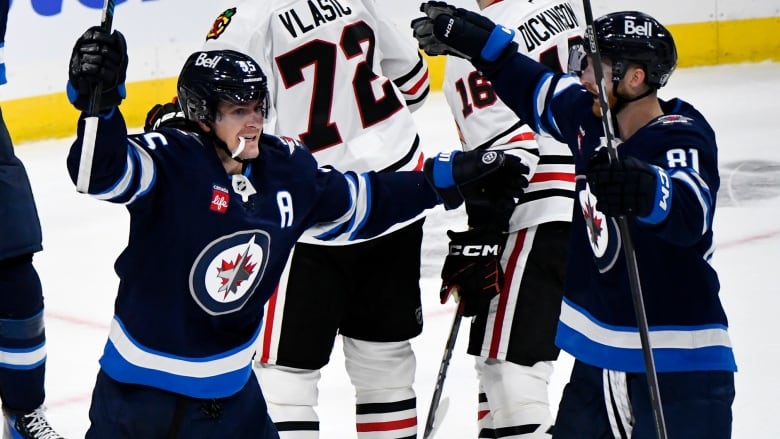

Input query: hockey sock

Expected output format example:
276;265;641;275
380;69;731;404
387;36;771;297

344;338;418;438
255;363;321;439
477;359;554;438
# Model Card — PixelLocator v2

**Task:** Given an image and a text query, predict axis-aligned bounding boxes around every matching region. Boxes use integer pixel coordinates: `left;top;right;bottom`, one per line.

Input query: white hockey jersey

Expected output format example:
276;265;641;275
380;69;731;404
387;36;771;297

442;0;582;231
203;0;429;176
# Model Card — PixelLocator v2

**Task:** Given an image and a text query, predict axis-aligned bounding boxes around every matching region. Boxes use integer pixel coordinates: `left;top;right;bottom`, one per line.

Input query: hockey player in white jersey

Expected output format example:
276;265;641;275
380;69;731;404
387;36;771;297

438;0;581;437
200;1;432;437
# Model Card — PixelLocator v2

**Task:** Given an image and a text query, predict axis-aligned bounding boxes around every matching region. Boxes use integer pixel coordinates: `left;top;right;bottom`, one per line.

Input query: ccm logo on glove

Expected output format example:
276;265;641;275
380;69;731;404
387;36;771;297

449;243;501;257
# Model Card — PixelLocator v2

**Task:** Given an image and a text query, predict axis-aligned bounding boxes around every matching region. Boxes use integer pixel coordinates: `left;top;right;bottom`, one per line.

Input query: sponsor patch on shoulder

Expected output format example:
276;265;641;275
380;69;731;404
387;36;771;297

279;136;304;153
207;7;236;40
655;115;693;126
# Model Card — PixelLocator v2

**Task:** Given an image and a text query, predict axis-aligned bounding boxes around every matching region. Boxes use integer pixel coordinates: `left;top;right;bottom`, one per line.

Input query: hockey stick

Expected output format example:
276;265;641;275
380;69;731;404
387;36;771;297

581;2;667;438
76;0;116;193
423;305;463;439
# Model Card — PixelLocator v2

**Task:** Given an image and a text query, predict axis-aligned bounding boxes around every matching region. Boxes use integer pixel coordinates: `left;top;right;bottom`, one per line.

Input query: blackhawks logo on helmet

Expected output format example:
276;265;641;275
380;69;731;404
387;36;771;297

207;7;236;40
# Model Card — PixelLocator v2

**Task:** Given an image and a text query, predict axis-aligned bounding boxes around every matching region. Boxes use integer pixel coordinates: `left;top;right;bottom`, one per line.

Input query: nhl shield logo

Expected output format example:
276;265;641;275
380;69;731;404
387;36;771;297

190;230;270;315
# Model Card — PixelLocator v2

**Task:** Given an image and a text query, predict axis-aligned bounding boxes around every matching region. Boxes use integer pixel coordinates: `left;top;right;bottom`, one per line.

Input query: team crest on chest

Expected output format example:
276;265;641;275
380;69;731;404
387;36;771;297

190;230;270;315
580;184;621;273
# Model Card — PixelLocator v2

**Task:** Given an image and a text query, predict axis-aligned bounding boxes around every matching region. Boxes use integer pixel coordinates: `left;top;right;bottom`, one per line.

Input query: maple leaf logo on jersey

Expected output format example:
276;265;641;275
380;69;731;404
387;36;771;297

206;7;236;40
216;253;258;299
582;198;603;246
190;230;271;315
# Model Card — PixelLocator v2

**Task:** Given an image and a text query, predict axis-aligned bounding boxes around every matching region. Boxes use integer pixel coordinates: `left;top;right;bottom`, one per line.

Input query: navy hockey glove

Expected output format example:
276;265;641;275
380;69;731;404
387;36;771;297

144;98;190;132
424;149;529;210
67;26;128;114
411;1;516;68
440;227;507;317
586;152;673;225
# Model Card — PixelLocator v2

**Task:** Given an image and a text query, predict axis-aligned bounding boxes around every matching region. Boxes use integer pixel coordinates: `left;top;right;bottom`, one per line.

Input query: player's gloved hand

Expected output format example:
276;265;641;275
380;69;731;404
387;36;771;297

440;226;507;317
67;26;128;114
144;98;189;132
411;1;516;67
586;151;673;224
424;149;529;210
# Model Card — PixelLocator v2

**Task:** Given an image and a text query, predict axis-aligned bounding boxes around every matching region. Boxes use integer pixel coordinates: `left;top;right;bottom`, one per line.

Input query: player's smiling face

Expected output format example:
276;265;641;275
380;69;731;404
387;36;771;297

211;99;265;160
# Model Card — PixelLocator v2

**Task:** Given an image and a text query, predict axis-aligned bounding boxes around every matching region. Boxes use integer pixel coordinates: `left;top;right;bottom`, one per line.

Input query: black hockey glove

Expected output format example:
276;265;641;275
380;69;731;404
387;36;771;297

144;98;190;132
440;227;507;317
411;1;517;69
586;152;673;224
424;149;529;210
67;26;128;114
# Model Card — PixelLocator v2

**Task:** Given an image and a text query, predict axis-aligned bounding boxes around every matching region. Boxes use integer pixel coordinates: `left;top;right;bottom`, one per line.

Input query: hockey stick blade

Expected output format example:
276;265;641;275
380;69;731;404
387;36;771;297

423;306;463;439
423;396;449;439
76;0;116;193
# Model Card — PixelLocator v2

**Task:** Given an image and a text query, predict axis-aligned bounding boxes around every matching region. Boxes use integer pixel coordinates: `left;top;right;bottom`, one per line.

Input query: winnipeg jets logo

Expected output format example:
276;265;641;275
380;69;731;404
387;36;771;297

190;230;270;315
215;236;259;299
580;184;621;273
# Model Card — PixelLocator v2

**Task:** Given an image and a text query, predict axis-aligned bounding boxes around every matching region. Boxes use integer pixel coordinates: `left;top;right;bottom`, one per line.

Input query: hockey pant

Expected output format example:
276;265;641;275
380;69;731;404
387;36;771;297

257;337;417;439
86;369;279;438
553;360;735;439
476;359;554;438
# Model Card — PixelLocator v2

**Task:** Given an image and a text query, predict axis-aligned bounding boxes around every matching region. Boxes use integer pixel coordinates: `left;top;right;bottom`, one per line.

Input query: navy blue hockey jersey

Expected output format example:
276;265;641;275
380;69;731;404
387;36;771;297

484;53;736;373
67;109;439;398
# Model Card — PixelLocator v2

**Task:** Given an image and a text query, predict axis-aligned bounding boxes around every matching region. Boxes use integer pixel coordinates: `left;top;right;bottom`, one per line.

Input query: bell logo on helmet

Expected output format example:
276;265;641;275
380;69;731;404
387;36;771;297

195;53;223;69
624;19;652;36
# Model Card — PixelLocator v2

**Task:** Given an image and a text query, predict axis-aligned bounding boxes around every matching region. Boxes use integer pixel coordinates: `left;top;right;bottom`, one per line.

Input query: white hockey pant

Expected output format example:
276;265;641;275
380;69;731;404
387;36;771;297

344;337;418;439
476;359;554;438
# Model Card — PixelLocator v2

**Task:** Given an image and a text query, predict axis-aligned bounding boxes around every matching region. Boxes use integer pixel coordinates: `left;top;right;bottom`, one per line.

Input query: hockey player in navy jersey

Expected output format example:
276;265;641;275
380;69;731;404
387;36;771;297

199;3;434;437
65;26;529;438
413;4;736;438
0;1;64;437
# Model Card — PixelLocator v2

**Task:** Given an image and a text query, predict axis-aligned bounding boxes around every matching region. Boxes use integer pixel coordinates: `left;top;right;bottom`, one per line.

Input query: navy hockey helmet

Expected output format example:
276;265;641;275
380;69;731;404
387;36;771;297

177;50;269;123
593;11;677;88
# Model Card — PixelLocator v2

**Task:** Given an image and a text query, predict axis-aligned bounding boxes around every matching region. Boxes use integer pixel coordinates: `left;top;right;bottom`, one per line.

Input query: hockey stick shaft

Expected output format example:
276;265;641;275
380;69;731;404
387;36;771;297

76;0;116;193
422;305;463;439
581;2;667;439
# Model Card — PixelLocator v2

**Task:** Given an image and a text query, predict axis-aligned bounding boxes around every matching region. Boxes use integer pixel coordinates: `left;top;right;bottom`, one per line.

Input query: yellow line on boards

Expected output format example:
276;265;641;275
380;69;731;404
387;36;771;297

5;17;779;145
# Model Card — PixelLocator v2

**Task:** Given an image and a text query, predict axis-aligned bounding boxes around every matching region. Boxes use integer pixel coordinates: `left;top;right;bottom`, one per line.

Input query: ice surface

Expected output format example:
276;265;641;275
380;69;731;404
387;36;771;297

13;62;780;438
